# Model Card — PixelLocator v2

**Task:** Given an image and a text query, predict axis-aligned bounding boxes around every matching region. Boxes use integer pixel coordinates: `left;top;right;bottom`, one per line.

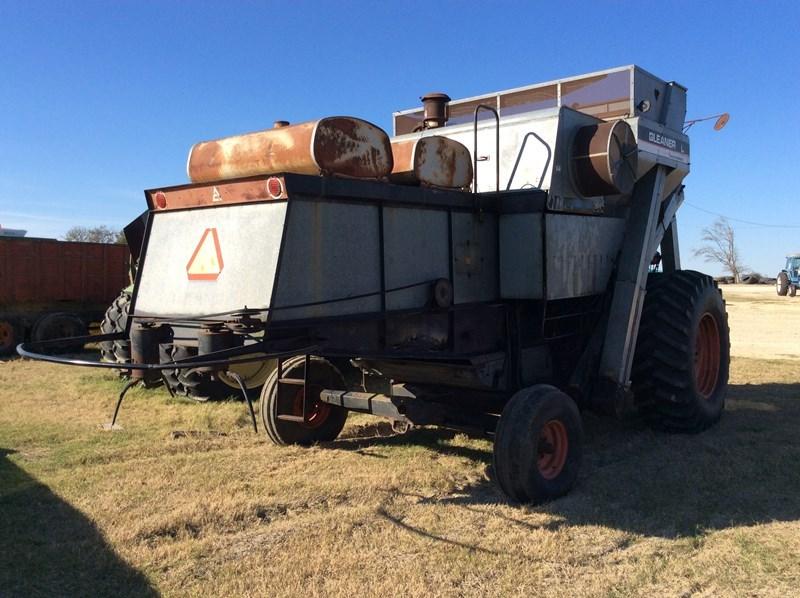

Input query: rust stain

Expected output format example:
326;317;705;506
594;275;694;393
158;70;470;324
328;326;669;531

312;117;393;178
146;177;285;211
389;139;417;176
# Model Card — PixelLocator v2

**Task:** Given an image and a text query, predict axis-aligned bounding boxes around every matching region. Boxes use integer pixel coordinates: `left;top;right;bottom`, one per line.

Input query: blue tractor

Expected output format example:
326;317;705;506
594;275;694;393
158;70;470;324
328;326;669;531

776;254;800;296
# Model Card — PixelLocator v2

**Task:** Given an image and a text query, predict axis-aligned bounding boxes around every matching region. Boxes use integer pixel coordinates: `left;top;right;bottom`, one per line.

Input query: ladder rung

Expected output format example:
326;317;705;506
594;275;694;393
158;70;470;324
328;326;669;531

276;414;305;422
278;378;305;386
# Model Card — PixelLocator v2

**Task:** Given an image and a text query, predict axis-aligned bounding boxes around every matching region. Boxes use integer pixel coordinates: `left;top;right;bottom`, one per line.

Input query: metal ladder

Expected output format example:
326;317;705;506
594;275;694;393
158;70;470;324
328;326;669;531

275;354;313;423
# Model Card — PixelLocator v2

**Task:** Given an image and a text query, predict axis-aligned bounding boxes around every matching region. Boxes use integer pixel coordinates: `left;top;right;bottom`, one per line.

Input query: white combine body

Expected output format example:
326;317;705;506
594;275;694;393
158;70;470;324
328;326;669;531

22;66;729;504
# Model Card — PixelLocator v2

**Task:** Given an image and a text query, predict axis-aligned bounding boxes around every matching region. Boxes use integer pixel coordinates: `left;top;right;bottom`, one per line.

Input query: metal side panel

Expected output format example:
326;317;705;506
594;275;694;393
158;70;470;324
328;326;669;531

451;211;499;304
599;165;669;387
499;212;543;299
545;214;625;300
271;200;381;321
383;206;449;311
546;107;605;211
134;202;287;318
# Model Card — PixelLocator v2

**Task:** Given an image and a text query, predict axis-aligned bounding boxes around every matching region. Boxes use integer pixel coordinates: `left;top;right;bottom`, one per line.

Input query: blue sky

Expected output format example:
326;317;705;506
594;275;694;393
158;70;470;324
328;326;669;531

1;1;798;275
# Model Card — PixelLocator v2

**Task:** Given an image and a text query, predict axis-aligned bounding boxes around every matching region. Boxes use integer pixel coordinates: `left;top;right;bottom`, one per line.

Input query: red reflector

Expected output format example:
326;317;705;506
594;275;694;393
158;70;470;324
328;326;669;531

266;177;283;199
154;191;167;208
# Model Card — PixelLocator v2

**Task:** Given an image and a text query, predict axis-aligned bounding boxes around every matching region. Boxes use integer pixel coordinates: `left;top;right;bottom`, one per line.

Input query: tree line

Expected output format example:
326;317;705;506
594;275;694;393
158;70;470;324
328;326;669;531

64;225;126;244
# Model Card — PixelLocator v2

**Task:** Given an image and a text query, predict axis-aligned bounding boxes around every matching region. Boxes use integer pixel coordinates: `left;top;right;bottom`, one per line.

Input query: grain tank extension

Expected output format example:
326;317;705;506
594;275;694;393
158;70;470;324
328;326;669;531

21;66;729;504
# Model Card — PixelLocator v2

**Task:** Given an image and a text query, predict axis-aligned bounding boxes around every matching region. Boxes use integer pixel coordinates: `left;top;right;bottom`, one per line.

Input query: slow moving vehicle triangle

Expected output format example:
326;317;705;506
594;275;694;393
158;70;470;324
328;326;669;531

186;227;224;281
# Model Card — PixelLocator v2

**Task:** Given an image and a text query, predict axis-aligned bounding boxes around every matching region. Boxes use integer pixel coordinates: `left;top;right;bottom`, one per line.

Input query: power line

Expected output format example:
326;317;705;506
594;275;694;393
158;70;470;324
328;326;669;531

684;202;800;229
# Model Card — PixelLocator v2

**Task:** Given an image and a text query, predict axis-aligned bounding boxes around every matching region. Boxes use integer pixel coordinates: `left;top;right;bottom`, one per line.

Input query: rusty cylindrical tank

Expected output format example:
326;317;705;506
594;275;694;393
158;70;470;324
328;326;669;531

390;136;473;189
570;120;638;197
187;117;394;183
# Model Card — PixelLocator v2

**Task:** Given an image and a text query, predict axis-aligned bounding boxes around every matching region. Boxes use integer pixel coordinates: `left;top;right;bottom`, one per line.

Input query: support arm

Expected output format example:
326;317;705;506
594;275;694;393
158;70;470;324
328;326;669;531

596;165;669;406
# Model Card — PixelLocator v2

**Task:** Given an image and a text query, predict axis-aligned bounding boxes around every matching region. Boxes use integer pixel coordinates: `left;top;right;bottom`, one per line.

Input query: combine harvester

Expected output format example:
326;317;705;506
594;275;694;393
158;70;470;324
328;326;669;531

21;66;729;503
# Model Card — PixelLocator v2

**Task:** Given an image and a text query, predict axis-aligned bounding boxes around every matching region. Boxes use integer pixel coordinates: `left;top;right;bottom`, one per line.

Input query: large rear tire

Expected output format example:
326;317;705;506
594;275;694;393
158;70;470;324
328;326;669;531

493;385;583;504
776;272;789;296
100;290;132;377
159;344;236;402
632;270;729;433
260;356;349;446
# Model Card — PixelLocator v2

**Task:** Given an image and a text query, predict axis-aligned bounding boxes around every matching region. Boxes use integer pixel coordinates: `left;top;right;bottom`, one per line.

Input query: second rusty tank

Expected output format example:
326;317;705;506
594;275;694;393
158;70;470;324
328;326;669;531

390;136;473;189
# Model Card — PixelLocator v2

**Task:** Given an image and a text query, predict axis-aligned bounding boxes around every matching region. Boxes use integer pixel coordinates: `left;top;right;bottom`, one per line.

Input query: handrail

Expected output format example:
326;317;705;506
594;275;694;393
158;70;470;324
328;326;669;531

506;131;552;190
472;104;500;195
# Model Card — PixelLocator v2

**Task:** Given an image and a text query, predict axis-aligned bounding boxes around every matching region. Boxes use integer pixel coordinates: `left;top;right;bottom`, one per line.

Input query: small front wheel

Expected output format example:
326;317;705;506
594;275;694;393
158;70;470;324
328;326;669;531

493;385;583;504
790;285;797;298
260;356;349;446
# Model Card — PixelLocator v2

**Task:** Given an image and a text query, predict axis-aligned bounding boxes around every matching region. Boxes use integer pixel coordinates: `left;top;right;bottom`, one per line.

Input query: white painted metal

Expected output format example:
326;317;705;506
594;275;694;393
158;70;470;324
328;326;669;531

394;110;560;193
134;203;287;318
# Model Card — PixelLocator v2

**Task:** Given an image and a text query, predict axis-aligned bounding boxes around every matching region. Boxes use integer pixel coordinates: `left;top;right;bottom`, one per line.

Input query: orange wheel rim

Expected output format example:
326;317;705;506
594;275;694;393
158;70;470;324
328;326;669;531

0;322;14;351
695;313;721;399
537;420;569;479
292;385;330;429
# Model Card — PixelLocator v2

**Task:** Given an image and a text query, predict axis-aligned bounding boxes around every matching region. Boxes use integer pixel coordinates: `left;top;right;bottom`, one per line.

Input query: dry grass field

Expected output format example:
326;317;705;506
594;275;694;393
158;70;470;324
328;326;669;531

2;284;800;597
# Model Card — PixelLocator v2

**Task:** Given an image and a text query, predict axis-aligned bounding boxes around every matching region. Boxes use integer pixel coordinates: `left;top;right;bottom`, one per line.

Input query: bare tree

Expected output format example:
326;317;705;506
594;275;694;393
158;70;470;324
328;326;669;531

693;217;746;282
64;225;124;244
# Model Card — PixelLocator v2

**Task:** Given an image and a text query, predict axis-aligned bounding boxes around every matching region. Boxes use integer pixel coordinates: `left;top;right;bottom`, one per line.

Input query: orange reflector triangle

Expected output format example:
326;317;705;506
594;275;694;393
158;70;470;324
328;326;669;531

186;228;224;280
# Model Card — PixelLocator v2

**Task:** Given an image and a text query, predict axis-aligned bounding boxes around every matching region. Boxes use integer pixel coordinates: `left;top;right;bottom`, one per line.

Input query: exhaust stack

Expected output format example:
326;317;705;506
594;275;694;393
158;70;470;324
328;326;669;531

421;92;450;129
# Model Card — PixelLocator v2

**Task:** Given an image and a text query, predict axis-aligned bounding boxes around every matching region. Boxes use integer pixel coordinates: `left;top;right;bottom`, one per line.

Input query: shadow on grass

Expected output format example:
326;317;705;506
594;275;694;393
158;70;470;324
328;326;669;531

335;383;800;539
0;448;157;597
333;424;492;464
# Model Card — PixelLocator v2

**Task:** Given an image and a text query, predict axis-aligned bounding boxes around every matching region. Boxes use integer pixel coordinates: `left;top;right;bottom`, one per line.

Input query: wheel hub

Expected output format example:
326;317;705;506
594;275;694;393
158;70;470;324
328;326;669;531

537;420;569;480
292;384;331;429
694;312;721;399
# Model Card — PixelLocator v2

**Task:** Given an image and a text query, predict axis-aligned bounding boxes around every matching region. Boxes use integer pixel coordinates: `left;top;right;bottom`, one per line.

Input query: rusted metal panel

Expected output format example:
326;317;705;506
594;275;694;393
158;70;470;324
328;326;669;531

390;136;473;189
4;239;38;303
0;237;129;309
545;214;625;300
146;176;286;211
451;212;499;304
187;117;393;183
499;213;544;299
383;206;449;311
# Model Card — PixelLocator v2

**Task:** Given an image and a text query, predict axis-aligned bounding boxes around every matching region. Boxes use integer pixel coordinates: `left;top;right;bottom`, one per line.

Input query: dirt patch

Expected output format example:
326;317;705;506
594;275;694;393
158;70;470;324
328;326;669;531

721;284;800;360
